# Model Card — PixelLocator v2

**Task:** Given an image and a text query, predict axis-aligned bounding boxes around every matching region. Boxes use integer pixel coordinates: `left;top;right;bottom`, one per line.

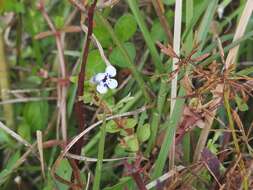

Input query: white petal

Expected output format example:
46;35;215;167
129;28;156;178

107;79;118;89
96;83;108;94
105;65;117;77
94;73;106;83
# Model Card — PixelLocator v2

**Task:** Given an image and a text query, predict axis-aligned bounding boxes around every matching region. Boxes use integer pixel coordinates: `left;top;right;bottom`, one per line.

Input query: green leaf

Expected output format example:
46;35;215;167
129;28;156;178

23;101;49;132
55;159;72;190
152;87;185;179
86;50;106;78
109;42;136;68
125;118;137;129
54;16;65;29
113;93;134;111
124;135;139;152
120;118;137;136
235;94;248;112
106;120;120;133
17;122;31;142
114;14;137;42
137;123;151;142
0;129;11;144
163;0;175;5
237;66;253;75
114;144;128;157
69;76;78;83
0;0;25;13
0;151;20;185
93;21;112;48
6;151;20;170
26;76;43;86
151;20;166;42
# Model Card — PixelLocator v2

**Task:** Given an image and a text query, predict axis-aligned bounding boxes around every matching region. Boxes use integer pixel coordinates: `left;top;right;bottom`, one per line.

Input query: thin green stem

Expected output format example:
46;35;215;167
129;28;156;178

93;118;107;190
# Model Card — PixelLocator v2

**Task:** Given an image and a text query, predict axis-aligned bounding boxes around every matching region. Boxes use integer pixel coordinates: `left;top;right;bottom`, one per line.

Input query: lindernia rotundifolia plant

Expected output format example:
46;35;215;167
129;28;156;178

81;24;118;94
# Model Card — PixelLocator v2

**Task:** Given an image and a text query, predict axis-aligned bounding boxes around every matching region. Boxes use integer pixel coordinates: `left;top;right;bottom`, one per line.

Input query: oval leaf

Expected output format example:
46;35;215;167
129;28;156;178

23;101;49;132
109;42;136;68
86;50;106;78
106;120;120;133
114;14;137;42
137;123;151;142
124;135;139;152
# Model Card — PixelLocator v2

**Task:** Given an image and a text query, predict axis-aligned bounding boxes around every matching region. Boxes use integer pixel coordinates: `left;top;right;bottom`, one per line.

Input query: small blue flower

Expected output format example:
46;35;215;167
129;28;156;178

92;65;118;94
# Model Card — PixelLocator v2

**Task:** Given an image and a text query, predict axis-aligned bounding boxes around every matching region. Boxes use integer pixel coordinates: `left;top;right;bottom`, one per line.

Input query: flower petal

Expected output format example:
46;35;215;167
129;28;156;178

94;73;106;83
105;65;117;77
107;79;118;89
96;83;108;94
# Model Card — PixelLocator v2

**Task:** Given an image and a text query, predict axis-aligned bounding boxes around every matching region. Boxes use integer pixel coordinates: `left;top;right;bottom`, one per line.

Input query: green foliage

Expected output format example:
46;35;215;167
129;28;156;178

137;123;151;142
207;131;222;154
151;20;166;42
23;101;49;132
163;0;175;5
0;129;11;144
93;24;112;48
106;120;120;133
17;121;31;142
1;0;253;189
86;50;107;78
0;151;20;185
0;0;24;13
124;135;139;152
235;94;249;112
55;159;72;190
54;16;65;29
114;14;137;42
109;42;136;68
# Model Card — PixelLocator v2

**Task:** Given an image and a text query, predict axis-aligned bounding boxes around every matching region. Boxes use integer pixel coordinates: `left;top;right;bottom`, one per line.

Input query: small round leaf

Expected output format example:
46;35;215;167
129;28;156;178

124;135;139;152
137;123;151;142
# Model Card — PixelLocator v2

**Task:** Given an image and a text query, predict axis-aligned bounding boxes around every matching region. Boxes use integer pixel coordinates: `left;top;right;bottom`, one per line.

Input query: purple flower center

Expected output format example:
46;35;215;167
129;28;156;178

102;75;108;83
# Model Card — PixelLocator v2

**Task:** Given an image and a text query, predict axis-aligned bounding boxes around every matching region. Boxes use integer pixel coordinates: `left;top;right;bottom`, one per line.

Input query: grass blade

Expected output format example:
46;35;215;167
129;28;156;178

93;118;107;190
126;0;163;73
151;87;185;179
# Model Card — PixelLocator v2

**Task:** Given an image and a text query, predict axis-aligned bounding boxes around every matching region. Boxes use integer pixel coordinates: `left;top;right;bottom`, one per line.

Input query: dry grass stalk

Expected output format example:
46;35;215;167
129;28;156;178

36;130;46;179
225;0;253;69
38;0;68;141
169;0;182;169
0;31;14;129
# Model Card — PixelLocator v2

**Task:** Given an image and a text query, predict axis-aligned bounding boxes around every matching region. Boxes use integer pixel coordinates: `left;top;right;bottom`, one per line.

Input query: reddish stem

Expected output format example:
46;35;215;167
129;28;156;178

131;172;147;190
74;0;97;156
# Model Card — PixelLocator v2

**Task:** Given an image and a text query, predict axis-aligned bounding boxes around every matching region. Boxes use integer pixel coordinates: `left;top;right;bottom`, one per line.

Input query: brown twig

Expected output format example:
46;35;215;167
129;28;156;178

74;0;97;156
37;0;68;141
151;0;173;44
37;1;84;188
